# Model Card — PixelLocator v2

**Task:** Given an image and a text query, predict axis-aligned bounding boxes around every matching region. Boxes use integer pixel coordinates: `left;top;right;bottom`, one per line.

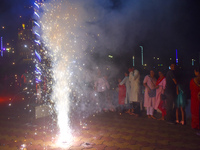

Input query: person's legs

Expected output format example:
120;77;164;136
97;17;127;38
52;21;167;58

166;94;175;122
158;100;165;120
176;108;179;123
150;107;156;119
180;107;185;125
146;107;151;118
147;107;150;115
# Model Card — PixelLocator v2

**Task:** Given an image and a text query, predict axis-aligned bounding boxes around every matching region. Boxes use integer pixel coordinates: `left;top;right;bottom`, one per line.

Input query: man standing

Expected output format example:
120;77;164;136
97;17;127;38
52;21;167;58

165;63;177;123
129;67;140;115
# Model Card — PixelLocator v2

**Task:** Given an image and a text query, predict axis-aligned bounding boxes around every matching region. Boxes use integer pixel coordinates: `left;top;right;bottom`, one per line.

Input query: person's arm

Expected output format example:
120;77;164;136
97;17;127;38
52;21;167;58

176;85;179;95
119;77;126;85
143;76;150;92
172;78;177;85
170;71;177;85
133;70;139;80
129;72;133;81
106;81;110;90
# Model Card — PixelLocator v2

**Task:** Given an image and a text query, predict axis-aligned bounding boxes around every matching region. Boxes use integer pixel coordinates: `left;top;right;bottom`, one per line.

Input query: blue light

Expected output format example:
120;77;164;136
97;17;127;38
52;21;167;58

34;2;40;8
35;32;40;37
34;40;41;45
35;67;42;75
34;21;40;27
34;12;40;18
35;50;41;62
176;49;178;65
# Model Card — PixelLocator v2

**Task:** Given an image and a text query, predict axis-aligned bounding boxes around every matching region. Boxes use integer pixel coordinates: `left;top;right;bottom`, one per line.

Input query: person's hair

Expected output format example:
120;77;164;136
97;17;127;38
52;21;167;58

158;69;165;75
169;61;176;67
125;71;129;74
149;68;155;73
194;66;200;72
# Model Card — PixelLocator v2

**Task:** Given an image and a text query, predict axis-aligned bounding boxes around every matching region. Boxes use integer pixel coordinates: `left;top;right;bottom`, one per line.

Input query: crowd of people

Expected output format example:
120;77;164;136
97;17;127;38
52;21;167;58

93;62;200;136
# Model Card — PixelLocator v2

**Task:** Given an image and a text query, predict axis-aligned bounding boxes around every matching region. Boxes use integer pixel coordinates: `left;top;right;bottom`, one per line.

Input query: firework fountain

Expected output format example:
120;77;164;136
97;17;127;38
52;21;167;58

33;0;98;147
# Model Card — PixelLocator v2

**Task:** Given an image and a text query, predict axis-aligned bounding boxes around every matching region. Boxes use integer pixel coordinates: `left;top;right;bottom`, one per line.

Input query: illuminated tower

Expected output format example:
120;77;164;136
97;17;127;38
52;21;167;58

140;46;143;66
0;37;3;57
176;49;178;65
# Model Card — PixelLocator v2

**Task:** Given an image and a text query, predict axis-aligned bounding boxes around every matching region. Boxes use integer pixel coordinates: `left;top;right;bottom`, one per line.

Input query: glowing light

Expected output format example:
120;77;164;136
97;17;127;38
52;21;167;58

34;40;41;45
35;50;41;61
34;2;40;8
34;12;40;18
34;21;41;27
34;32;40;37
22;24;25;29
108;55;113;58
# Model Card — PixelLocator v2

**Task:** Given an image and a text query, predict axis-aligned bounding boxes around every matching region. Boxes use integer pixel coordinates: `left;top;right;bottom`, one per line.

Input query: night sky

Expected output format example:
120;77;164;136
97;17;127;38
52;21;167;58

0;0;200;66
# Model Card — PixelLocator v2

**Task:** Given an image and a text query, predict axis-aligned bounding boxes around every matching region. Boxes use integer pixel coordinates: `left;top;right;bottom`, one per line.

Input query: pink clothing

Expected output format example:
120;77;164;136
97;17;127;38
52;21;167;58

155;78;166;110
143;75;157;108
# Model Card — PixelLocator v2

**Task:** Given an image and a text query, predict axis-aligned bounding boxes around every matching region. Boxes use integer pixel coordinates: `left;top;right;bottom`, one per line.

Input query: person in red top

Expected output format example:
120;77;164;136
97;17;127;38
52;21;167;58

190;66;200;135
118;78;126;114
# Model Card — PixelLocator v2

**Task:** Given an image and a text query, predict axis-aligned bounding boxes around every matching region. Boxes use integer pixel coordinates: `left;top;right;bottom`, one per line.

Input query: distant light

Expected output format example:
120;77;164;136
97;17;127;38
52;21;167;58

144;64;147;66
2;26;5;29
24;45;28;48
3;48;6;51
22;24;25;30
157;58;159;60
6;48;11;51
108;55;113;58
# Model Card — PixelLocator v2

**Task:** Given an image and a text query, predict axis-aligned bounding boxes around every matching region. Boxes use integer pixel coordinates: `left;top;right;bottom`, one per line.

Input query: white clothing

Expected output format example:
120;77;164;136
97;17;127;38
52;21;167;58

129;70;140;102
147;107;154;115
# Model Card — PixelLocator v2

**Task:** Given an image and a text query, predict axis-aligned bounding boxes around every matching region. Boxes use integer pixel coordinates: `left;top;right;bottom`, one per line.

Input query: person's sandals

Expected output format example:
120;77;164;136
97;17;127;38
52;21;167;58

180;120;184;125
158;117;164;121
151;115;156;119
130;112;138;117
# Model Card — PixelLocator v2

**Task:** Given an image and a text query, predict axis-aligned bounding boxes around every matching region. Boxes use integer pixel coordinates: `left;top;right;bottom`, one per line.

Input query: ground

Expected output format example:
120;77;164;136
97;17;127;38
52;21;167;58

0;99;199;150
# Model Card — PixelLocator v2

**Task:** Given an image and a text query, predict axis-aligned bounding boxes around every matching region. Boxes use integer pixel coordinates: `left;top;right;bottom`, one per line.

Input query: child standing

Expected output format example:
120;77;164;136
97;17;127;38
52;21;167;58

176;83;186;125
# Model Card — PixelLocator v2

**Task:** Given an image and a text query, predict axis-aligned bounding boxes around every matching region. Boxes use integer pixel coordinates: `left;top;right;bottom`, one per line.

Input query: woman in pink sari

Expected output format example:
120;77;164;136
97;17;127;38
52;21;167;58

155;71;166;120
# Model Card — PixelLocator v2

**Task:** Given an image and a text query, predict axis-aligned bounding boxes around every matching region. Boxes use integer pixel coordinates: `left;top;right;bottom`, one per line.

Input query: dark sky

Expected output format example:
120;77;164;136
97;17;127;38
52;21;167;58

0;0;200;64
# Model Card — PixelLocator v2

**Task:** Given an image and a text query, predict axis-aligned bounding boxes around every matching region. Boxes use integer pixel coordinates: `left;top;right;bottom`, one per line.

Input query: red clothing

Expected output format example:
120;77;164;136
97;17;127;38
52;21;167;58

156;76;165;86
158;100;166;117
190;79;200;129
118;84;126;105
